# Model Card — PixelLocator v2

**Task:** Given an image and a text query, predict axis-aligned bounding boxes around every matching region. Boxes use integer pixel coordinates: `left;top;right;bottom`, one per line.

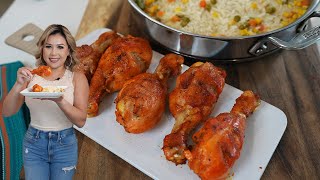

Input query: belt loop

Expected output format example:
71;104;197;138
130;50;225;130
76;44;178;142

58;131;61;142
36;130;40;139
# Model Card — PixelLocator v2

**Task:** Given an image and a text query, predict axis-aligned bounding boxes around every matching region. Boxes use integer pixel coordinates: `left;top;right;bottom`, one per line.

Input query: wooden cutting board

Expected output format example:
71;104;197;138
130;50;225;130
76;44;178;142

5;23;43;56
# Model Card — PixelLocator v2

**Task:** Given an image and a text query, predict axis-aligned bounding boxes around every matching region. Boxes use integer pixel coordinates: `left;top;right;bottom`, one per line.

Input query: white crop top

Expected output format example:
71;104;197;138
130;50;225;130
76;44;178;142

25;69;74;131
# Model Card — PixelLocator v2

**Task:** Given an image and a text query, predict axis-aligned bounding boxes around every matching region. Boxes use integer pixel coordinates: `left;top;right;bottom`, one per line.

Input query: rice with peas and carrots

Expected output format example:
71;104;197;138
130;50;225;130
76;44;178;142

42;86;65;93
137;0;310;37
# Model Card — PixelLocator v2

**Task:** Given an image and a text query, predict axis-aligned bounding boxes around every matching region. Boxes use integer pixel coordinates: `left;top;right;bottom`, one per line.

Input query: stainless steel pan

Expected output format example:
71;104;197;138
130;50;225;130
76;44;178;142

128;0;320;62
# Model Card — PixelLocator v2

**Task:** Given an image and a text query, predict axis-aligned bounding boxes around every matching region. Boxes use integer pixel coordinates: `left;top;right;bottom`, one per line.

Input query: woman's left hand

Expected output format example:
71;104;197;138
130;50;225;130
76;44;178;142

36;96;64;104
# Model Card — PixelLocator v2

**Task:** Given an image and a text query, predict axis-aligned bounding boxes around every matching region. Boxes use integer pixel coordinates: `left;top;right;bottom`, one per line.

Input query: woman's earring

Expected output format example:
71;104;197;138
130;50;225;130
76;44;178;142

67;55;72;67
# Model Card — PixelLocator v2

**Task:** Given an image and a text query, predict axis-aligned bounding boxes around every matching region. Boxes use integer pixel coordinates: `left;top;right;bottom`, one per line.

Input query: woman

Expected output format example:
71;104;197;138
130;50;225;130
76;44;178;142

3;24;89;180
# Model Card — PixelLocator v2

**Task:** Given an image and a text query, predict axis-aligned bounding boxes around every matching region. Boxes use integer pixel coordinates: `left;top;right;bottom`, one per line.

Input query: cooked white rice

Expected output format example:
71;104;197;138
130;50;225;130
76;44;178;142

42;86;65;93
140;0;309;37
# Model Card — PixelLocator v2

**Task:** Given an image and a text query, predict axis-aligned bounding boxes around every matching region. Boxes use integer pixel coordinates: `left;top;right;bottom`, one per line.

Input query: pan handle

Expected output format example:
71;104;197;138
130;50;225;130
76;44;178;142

268;11;320;50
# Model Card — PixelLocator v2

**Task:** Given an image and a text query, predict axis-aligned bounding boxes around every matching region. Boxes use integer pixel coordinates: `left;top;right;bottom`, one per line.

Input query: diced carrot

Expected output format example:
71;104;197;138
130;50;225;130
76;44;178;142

301;0;310;6
157;10;165;17
170;15;181;22
168;0;175;2
258;24;265;31
248;19;257;27
199;0;207;8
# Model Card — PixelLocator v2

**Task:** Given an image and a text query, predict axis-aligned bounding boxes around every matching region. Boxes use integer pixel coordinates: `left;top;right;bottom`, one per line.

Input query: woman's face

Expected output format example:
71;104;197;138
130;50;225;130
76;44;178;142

42;33;69;70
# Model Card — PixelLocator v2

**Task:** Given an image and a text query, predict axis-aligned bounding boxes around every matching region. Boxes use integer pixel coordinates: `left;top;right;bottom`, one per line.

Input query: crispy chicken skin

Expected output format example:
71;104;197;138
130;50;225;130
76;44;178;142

115;54;184;133
31;65;51;77
74;45;99;82
32;84;43;92
163;62;226;165
74;31;120;82
87;35;152;117
184;91;260;180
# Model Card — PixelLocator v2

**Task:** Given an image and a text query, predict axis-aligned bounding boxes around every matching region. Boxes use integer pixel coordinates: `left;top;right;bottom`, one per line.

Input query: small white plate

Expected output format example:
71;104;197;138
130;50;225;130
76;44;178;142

20;86;67;98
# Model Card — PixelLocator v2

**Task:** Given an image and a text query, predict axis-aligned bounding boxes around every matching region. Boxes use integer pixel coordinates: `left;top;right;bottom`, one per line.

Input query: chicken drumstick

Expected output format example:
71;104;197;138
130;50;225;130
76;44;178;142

185;90;260;180
31;65;51;77
74;31;120;82
163;62;226;165
87;35;152;117
115;54;184;133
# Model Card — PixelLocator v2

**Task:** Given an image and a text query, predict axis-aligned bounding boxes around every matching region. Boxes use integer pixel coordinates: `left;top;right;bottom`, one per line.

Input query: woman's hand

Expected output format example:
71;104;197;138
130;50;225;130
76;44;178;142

16;67;33;85
3;67;33;117
37;96;64;104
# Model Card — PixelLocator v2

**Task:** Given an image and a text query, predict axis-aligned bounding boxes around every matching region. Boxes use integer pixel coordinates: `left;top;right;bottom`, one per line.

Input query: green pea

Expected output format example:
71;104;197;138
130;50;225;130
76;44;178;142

211;0;217;5
135;0;145;10
266;6;276;14
234;15;241;22
205;4;212;11
181;17;191;27
239;24;246;30
176;14;185;18
282;0;289;4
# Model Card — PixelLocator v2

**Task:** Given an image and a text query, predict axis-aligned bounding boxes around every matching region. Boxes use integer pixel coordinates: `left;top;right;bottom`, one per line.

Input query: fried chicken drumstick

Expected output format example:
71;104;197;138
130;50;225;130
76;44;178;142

87;35;152;117
163;62;226;165
74;31;120;82
31;65;51;77
115;54;184;133
184;91;261;180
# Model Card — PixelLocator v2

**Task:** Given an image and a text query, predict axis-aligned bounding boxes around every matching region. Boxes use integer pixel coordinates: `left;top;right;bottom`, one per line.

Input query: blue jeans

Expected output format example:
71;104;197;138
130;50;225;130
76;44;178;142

23;126;78;180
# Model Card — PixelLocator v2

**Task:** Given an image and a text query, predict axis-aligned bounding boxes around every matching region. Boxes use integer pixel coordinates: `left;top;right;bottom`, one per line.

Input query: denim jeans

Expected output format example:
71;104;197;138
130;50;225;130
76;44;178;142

23;126;78;180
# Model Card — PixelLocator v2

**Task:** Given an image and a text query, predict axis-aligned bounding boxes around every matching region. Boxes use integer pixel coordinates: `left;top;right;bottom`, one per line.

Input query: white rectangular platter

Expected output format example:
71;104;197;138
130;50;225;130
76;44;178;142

74;29;287;180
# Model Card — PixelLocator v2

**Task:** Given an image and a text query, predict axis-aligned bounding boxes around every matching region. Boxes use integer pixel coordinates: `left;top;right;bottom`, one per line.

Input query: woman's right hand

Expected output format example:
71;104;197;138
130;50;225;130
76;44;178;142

16;67;33;85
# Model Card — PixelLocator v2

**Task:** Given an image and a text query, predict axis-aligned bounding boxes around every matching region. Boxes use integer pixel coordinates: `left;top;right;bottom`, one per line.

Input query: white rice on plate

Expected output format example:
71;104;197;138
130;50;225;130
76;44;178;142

139;0;309;37
42;86;65;93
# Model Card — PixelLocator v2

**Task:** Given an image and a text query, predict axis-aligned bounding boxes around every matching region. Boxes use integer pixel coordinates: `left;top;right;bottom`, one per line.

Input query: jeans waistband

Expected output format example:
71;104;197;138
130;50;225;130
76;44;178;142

28;126;75;139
